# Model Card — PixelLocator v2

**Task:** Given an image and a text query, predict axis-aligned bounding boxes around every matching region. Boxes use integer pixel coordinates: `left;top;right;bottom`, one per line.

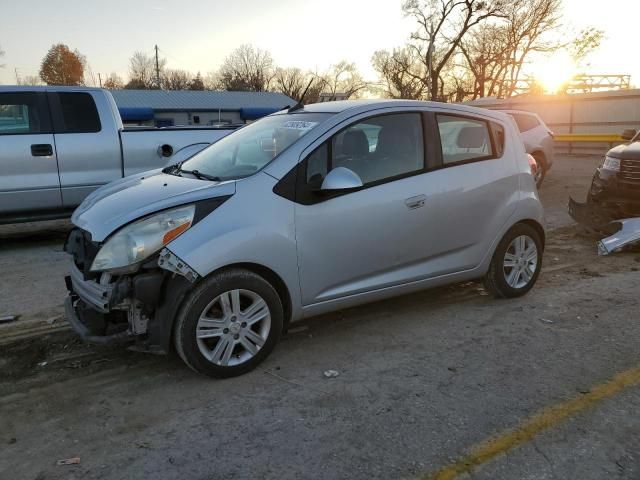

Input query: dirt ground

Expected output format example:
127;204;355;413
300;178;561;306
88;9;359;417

1;155;640;480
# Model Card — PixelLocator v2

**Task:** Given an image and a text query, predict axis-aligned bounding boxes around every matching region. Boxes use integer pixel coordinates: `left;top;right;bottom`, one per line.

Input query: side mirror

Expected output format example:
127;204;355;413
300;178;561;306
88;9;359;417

621;129;636;141
320;167;363;192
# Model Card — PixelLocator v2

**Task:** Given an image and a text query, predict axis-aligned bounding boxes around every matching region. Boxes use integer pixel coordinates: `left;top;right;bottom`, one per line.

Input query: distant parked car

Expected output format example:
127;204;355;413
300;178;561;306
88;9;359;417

64;100;545;378
0;86;237;224
498;109;554;187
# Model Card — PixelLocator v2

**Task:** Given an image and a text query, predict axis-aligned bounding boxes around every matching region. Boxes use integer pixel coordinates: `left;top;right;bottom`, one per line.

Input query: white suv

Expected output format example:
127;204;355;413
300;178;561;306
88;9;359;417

499;110;554;187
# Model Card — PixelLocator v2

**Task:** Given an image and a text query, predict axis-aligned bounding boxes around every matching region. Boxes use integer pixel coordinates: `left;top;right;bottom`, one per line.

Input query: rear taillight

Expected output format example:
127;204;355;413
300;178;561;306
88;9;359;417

527;154;538;176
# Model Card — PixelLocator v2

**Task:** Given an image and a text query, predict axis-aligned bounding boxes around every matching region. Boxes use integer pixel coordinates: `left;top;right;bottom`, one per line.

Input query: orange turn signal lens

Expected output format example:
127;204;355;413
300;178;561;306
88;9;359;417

162;221;191;245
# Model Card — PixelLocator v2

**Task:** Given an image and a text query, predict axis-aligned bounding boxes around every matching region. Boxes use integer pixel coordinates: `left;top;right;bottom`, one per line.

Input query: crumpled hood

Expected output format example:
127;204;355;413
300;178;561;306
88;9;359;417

607;141;640;160
72;169;235;242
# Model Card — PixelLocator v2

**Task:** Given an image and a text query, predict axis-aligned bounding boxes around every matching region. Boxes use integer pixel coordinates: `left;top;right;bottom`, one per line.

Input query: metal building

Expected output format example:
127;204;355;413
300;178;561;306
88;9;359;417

110;90;295;127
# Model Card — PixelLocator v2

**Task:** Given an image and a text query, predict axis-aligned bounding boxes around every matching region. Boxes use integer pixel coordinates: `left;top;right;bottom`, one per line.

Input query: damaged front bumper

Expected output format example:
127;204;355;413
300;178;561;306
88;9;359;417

64;296;132;345
64;227;198;352
569;167;640;234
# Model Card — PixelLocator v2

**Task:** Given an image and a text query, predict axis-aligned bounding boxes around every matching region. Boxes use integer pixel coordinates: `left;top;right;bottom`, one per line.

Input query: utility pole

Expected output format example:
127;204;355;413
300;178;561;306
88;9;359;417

14;68;20;84
155;44;161;89
98;73;102;88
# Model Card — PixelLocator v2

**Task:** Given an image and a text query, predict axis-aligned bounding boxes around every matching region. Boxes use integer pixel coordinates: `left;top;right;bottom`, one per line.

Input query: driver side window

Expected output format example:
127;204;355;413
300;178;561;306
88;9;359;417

305;112;425;187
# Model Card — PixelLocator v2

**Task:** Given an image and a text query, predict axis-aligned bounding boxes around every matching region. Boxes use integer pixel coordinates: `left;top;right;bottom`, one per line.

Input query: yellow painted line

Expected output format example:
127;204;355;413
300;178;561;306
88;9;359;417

554;134;623;143
425;366;640;480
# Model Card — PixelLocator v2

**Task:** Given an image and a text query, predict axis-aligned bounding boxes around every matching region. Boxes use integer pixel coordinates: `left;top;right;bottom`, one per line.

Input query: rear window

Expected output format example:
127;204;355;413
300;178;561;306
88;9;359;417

56;93;101;133
0;92;51;135
509;113;539;133
437;114;494;165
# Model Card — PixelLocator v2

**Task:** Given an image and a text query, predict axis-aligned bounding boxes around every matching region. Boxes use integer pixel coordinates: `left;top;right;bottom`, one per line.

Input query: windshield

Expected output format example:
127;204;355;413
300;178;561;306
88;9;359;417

176;113;333;180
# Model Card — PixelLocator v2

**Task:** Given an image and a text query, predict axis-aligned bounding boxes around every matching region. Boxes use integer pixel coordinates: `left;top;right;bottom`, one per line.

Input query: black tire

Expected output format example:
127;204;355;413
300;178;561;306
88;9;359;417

174;269;283;378
533;153;546;188
483;223;543;299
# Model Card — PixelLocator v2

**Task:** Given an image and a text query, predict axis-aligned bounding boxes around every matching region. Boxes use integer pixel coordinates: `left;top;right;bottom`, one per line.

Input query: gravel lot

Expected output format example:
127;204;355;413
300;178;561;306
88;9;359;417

1;154;639;480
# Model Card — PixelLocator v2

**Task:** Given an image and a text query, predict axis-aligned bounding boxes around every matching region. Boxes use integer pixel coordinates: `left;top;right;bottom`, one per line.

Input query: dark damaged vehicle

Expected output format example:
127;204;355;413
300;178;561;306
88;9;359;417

570;128;640;254
570;129;640;228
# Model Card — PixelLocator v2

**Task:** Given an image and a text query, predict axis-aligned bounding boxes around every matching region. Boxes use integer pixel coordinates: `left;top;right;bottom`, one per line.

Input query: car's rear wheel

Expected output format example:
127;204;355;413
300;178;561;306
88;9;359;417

483;223;543;298
174;269;283;378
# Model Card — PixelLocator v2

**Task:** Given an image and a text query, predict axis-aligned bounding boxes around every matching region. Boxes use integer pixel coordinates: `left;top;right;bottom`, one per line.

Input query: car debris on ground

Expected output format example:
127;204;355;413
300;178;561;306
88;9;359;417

0;315;20;324
597;218;640;255
56;457;80;466
323;369;340;378
568;197;640;255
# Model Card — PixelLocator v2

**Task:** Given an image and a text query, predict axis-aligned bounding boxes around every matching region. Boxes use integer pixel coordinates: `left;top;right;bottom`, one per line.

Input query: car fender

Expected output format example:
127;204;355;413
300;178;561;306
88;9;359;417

165;173;303;320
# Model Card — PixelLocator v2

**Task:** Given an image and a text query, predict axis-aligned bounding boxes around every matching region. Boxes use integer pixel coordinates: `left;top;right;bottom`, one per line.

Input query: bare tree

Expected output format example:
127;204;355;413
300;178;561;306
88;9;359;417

163;69;192;90
402;0;505;100
203;71;220;90
570;28;604;68
127;51;165;89
274;67;307;101
18;75;43;86
500;0;562;97
103;73;124;89
372;47;425;99
320;61;368;99
272;67;330;103
459;0;564;98
0;44;5;69
217;45;274;92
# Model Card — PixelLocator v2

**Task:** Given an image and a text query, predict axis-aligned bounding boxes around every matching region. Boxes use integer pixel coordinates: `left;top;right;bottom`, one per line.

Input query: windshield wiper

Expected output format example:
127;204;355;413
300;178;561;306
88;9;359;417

178;168;221;182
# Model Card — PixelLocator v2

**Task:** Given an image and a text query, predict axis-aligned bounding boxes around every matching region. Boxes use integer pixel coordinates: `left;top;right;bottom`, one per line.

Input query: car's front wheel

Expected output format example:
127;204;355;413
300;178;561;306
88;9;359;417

174;269;283;378
483;223;543;298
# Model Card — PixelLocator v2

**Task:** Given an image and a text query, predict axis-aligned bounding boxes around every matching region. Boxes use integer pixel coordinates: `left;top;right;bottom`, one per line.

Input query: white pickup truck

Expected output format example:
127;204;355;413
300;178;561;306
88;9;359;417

0;86;237;223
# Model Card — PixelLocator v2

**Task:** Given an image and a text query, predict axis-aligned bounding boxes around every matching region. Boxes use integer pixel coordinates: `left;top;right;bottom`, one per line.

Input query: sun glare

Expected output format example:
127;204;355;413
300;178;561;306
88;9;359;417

534;51;576;94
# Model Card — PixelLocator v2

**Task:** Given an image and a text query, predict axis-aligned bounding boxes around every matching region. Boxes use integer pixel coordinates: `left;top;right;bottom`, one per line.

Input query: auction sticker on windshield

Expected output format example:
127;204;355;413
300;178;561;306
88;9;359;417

281;121;318;131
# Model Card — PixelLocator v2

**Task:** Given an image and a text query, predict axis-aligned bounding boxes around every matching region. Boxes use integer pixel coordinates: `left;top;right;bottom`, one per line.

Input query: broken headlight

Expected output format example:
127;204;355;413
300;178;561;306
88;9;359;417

91;205;195;272
602;156;620;172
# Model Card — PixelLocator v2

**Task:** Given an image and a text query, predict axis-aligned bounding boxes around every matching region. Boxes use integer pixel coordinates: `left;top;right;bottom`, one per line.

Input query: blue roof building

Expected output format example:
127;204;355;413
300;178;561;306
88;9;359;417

109;90;295;127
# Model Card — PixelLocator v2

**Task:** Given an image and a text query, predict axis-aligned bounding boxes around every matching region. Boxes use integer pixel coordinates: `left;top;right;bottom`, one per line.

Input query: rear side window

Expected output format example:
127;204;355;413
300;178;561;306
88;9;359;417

436;114;494;165
0;92;51;135
56;93;101;133
509;113;539;133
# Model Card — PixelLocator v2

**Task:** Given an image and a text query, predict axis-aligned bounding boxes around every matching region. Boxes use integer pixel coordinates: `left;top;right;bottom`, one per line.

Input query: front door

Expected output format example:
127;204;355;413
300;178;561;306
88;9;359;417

295;112;437;305
0;92;62;217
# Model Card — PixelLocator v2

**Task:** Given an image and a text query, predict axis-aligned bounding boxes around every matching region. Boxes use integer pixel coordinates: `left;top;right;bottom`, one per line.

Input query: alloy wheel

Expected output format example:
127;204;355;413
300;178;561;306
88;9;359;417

503;235;538;289
196;289;271;366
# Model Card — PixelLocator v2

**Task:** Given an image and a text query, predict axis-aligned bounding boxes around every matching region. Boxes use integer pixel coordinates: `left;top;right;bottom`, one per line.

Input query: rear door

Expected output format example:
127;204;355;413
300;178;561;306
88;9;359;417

0;92;62;216
49;91;122;208
430;112;518;267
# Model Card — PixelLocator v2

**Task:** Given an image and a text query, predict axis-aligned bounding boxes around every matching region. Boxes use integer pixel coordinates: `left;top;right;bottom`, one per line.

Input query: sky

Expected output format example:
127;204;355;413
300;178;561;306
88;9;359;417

0;0;639;90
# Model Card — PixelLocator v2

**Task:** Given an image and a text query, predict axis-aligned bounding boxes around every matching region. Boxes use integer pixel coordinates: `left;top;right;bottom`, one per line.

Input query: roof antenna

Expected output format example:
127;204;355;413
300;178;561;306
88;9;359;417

288;78;315;113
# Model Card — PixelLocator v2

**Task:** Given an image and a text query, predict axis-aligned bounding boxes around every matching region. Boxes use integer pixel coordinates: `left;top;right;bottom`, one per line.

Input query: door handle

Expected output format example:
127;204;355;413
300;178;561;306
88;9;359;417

31;144;54;157
405;195;426;210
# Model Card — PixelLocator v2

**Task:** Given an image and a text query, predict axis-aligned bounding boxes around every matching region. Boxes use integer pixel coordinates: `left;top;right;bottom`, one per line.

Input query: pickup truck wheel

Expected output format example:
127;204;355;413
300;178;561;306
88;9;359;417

174;269;283;378
483;223;543;298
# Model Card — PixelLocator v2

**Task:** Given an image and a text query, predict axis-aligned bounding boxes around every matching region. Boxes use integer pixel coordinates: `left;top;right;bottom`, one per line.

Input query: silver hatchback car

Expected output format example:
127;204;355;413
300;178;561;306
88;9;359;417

64;100;544;377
